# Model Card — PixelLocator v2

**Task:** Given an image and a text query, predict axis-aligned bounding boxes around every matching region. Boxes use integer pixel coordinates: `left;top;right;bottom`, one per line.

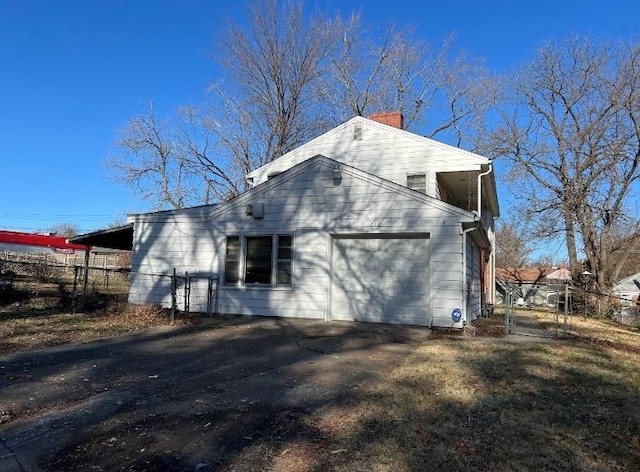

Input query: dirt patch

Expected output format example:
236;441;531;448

473;317;507;336
0;300;196;356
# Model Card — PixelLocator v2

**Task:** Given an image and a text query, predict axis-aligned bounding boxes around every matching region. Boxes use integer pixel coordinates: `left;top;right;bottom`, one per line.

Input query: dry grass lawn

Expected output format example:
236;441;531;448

0;297;193;356
303;313;640;471
1;299;639;471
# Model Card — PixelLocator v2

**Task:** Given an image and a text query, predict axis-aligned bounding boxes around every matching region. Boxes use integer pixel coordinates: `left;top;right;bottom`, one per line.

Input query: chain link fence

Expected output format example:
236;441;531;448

1;253;218;318
586;289;640;327
498;279;640;336
120;270;219;319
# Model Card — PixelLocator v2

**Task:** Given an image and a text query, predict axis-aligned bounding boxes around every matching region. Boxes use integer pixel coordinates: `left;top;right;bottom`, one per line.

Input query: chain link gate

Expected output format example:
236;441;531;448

171;270;219;318
503;281;572;338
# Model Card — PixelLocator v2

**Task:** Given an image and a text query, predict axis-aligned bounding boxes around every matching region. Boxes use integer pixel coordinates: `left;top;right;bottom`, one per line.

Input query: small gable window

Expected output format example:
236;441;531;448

353;124;363;140
407;174;427;194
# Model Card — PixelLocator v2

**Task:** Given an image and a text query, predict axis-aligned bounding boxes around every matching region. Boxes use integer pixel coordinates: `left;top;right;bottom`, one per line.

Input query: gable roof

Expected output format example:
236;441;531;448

613;272;640;293
129;154;480;226
212;154;478;220
246;116;490;181
496;266;571;284
544;266;572;281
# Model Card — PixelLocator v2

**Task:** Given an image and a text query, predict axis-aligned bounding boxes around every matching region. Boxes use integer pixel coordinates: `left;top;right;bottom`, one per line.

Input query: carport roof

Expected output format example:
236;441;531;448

68;224;133;251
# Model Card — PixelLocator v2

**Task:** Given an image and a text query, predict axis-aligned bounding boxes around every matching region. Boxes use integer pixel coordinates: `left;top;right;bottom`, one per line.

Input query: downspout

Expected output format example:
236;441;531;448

477;164;494;307
477;164;493;218
461;222;479;324
490;245;496;303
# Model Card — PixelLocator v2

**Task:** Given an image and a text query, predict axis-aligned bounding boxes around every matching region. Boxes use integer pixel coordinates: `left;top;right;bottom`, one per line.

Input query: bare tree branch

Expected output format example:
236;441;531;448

491;37;640;291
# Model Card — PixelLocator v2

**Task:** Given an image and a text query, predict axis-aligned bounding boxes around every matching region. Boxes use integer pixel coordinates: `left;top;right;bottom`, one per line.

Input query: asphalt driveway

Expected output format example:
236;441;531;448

0;315;430;471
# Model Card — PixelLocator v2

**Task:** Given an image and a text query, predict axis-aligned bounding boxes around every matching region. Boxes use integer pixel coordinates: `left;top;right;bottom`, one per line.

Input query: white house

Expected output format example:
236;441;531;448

612;272;640;304
126;113;499;328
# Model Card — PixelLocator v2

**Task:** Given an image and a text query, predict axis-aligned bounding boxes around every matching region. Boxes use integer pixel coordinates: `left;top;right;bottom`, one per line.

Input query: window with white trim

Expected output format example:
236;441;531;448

276;235;292;285
224;236;240;285
407;174;427;194
224;234;293;287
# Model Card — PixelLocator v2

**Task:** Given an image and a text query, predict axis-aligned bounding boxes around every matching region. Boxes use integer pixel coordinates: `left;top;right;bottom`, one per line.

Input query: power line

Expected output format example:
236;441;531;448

0;211;118;221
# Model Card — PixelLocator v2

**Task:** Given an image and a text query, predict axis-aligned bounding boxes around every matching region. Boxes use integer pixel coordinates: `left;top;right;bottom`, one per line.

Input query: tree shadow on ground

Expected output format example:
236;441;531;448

307;336;640;472
0;315;425;471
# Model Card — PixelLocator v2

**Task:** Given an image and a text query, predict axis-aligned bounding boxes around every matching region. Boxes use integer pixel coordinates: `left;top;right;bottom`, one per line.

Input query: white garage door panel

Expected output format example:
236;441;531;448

331;236;429;326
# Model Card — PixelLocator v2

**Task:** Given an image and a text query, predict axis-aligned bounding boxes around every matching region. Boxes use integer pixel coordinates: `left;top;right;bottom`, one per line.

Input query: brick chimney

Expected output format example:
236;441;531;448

369;111;404;129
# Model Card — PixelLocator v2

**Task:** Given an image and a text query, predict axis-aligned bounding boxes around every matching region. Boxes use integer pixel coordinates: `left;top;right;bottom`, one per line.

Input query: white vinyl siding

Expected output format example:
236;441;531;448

247;117;487;199
130;157;471;327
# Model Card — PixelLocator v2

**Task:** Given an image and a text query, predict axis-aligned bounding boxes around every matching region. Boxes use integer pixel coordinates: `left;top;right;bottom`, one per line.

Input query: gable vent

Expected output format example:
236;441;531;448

353;124;363;140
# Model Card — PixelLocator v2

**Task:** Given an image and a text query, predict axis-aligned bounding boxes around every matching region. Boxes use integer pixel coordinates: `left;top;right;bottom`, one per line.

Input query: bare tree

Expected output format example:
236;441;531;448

214;0;331;167
111;1;330;208
495;220;531;268
49;223;80;238
492;37;640;291
320;13;497;148
110;105;195;209
110;1;495;208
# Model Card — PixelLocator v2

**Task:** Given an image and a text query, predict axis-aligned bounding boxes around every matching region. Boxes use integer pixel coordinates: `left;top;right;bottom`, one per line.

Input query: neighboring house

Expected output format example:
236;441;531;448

124;113;499;328
612;272;640;304
496;265;572;306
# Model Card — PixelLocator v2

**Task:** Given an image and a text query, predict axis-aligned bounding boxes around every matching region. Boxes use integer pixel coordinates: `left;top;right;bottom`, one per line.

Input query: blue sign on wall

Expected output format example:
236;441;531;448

451;308;463;323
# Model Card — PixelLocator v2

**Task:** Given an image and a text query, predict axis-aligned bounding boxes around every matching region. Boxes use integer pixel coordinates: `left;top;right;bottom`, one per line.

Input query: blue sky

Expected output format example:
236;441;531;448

1;0;638;236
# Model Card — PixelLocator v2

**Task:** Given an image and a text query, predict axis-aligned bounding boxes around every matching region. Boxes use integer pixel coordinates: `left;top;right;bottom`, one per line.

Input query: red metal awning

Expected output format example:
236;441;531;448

0;230;90;252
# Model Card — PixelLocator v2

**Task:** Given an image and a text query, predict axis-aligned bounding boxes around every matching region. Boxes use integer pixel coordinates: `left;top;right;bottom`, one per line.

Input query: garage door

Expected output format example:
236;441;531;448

331;234;429;326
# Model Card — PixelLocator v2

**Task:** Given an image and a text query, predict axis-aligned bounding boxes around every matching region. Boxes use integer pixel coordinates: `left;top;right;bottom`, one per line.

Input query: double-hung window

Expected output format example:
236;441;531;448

224;236;240;285
224;234;293;287
276;235;292;286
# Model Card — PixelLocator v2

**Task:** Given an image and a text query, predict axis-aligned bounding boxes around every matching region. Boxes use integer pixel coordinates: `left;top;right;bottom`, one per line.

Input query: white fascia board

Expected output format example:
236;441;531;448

129;204;218;224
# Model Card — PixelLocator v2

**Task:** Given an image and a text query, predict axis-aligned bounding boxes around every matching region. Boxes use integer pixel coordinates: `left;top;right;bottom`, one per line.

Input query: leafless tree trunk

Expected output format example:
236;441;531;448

492;37;640;292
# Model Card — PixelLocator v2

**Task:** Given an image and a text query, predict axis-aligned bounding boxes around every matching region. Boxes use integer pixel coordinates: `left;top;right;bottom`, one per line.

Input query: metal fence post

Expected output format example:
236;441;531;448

213;277;219;316
171;268;177;322
563;282;569;337
184;271;189;314
82;247;90;306
508;288;512;333
73;266;79;294
207;277;213;316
